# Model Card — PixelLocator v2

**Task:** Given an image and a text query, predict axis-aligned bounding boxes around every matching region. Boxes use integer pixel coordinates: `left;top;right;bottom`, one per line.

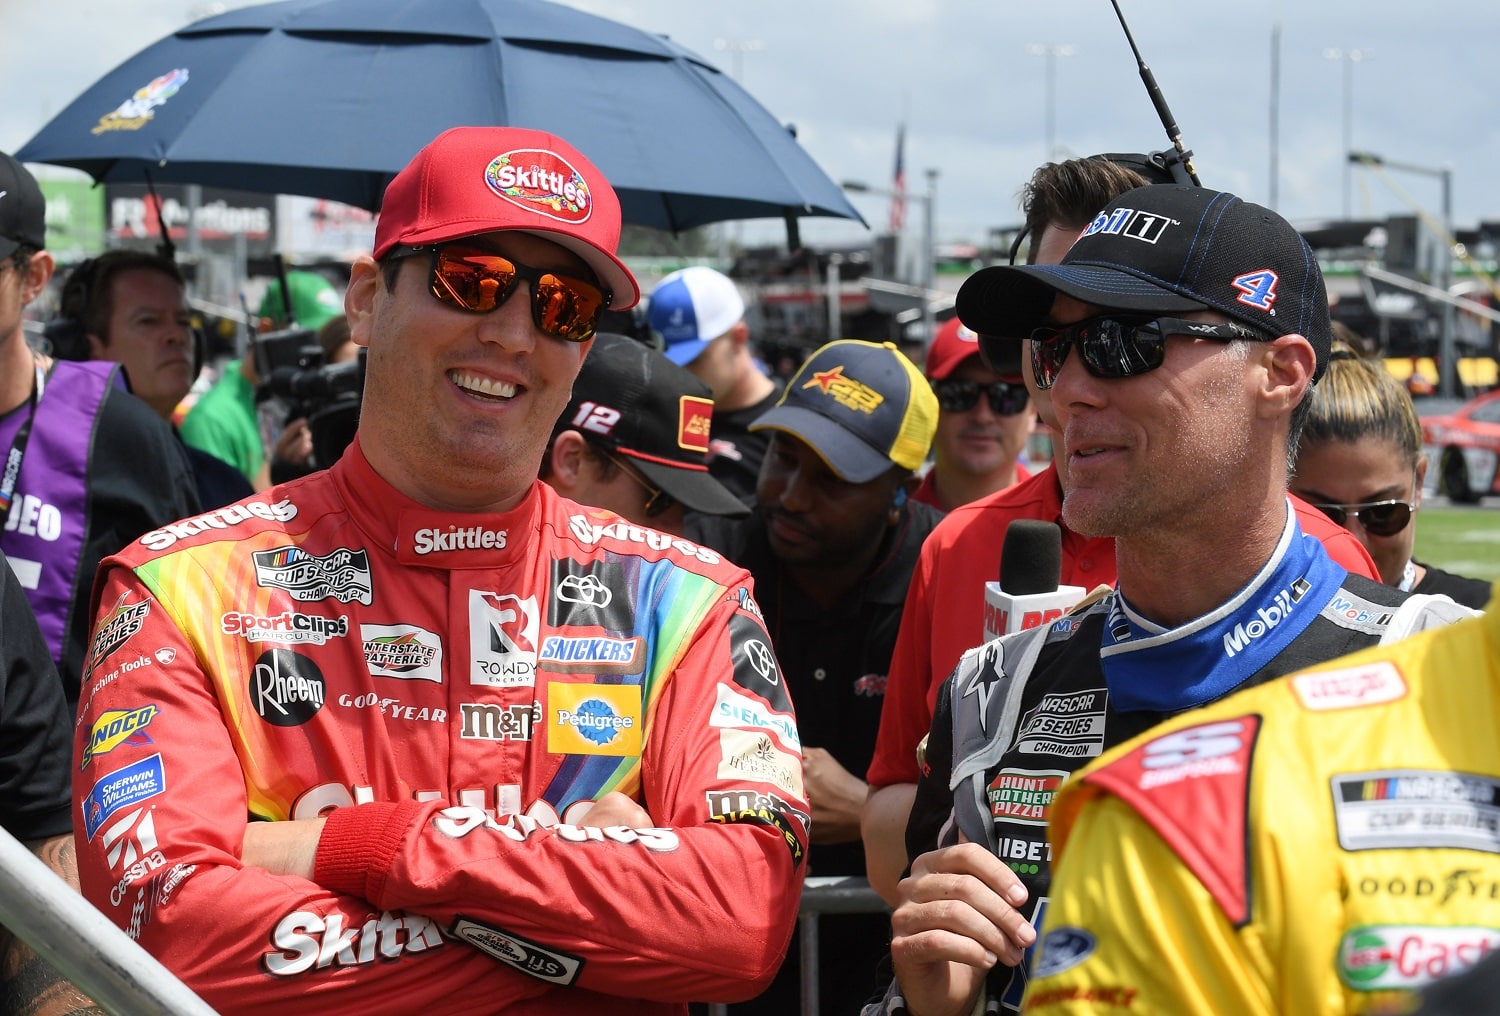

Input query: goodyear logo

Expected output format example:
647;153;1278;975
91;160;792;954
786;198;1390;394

802;365;884;414
547;683;642;756
80;705;159;770
486;149;592;224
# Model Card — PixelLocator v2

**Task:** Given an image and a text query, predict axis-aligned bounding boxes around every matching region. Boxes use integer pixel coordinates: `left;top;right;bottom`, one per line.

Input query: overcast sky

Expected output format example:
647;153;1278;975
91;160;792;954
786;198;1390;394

4;0;1496;249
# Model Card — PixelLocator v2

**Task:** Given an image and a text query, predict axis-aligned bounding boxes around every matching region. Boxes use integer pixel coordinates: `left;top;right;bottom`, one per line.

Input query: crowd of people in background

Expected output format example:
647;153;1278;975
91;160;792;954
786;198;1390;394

2;122;1498;1016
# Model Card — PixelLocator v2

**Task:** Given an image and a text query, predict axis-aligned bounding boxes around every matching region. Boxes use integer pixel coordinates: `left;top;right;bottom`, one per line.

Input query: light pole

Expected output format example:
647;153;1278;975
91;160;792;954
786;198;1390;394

1324;47;1373;220
1349;150;1456;397
843;173;939;347
1026;43;1075;160
713;38;763;84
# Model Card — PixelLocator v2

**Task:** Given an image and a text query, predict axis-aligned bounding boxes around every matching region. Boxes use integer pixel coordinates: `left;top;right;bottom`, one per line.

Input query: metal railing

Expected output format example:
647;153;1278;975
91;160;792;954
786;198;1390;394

4;828;882;1016
708;875;891;1016
0;825;216;1014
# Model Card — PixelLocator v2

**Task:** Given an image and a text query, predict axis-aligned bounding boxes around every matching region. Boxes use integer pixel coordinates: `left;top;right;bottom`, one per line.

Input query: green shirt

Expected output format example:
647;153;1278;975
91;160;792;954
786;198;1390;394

179;360;262;482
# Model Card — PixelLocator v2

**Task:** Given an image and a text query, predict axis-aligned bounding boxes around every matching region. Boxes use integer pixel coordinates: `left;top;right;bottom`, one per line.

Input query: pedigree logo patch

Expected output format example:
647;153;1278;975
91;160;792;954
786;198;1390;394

485;150;592;224
547;683;642;757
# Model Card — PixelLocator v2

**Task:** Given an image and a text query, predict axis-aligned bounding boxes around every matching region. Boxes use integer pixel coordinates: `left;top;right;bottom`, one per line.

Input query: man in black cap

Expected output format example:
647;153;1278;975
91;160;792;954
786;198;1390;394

874;185;1473;1016
540;332;749;535
694;339;942;1015
0;152;197;713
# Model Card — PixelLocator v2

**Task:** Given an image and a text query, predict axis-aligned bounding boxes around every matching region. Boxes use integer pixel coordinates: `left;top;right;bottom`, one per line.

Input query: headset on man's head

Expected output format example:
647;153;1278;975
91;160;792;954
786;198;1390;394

44;253;207;381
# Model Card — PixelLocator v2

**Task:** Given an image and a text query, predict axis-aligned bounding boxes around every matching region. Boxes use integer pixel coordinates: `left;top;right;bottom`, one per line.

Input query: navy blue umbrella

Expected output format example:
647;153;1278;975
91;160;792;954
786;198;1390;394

16;0;863;234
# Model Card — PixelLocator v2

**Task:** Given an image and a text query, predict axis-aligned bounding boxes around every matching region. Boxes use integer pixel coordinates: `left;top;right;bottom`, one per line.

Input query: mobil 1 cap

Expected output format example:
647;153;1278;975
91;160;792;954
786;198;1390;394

957;185;1333;381
750;339;937;483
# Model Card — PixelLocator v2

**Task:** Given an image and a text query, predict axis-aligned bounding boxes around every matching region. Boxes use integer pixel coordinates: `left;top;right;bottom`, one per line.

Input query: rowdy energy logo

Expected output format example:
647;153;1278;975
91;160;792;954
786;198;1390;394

485;149;592;223
93;68;188;135
801;365;884;414
254;546;373;604
547;683;641;756
360;624;442;683
469;592;538;687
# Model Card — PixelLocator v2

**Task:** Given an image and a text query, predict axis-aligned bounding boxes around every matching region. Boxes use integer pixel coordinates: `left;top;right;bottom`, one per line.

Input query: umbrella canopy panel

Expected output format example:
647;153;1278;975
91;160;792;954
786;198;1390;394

17;0;864;233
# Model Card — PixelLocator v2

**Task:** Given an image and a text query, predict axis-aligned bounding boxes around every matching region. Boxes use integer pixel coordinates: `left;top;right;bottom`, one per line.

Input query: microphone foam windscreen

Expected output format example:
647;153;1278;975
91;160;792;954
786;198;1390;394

999;519;1063;595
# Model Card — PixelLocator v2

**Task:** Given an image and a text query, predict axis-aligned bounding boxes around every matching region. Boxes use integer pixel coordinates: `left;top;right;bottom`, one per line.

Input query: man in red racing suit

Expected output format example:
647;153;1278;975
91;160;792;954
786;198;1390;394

70;127;807;1015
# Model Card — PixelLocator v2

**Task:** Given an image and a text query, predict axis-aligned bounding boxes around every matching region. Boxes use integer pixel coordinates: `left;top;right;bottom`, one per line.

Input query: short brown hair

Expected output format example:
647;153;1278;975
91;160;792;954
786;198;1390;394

1019;158;1154;264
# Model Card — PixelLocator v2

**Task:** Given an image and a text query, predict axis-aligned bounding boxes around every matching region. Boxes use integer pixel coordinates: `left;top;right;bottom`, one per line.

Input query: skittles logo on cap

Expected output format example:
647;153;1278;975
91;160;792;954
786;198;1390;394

93;68;189;135
485;149;592;225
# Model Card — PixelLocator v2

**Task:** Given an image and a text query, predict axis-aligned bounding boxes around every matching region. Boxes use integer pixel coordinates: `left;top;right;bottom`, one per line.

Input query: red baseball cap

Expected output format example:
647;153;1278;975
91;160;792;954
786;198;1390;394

926;317;1023;380
374;126;639;309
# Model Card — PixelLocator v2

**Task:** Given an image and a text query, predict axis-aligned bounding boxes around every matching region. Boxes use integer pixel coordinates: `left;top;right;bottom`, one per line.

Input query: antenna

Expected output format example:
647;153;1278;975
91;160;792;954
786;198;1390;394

1109;0;1201;186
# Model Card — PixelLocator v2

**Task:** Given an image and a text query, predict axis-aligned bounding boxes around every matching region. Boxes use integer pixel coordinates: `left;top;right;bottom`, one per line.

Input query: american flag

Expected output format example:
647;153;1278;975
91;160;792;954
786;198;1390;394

888;123;907;234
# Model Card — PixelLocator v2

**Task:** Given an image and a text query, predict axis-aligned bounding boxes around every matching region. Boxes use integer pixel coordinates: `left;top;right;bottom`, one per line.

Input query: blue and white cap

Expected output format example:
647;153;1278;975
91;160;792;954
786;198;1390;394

647;266;746;367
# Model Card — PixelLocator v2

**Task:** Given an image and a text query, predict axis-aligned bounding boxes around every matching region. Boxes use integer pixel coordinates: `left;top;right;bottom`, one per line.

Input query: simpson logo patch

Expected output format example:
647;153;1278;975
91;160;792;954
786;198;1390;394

450;916;583;985
547;683;642;756
485;149;593;224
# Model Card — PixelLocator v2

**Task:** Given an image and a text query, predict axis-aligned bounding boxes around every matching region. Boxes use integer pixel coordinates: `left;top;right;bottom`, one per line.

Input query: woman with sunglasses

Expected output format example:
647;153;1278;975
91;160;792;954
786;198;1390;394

1292;341;1490;608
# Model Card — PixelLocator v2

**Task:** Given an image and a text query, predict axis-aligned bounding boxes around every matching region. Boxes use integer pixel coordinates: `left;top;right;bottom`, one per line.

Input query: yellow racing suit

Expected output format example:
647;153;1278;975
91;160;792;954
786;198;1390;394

1027;587;1500;1014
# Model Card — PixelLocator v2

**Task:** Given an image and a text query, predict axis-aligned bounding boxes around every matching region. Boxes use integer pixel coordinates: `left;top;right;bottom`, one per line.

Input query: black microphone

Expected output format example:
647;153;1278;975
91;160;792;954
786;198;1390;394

983;520;1086;640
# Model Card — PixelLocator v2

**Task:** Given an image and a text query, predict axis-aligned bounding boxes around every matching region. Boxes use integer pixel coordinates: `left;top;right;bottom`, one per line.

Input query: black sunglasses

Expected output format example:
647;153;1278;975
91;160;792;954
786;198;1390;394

1311;499;1414;538
931;377;1030;416
387;242;608;342
1027;315;1270;390
599;447;677;519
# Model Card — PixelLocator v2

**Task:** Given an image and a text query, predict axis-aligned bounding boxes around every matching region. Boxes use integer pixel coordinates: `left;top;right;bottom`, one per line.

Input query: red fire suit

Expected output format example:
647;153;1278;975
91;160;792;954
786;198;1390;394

72;440;808;1014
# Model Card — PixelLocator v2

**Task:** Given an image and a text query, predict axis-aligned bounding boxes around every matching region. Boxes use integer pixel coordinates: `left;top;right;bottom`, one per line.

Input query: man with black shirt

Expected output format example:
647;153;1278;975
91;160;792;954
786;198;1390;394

695;339;940;1014
0;151;198;712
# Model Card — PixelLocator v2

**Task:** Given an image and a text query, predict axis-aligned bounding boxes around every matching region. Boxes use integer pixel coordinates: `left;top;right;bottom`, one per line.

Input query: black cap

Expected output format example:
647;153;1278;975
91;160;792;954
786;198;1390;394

957;185;1333;381
0;153;45;259
563;333;749;517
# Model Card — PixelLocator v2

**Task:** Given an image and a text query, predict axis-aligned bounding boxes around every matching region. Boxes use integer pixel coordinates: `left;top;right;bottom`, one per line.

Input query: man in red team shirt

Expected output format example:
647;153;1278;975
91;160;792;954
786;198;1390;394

860;156;1380;902
72;128;806;1015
